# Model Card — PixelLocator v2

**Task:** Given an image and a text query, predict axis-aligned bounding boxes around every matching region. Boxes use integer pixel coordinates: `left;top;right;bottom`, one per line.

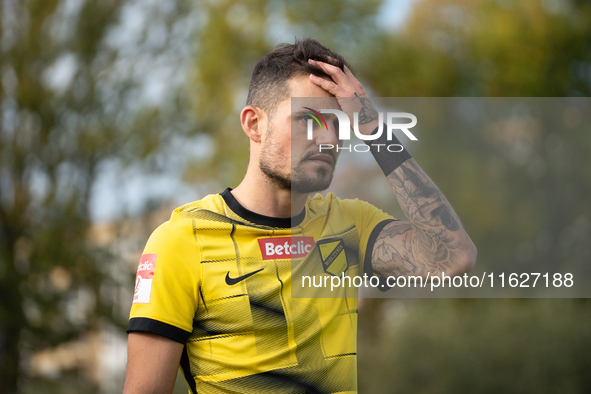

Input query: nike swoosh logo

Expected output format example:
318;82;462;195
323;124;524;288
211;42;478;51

225;268;264;286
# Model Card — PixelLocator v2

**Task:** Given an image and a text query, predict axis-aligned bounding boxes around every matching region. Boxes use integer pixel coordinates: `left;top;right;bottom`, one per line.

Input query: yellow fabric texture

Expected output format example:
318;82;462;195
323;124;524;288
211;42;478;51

129;191;394;394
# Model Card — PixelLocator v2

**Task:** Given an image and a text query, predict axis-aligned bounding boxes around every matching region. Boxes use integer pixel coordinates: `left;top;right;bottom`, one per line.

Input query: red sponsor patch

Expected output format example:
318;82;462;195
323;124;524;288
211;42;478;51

133;254;156;304
257;237;315;260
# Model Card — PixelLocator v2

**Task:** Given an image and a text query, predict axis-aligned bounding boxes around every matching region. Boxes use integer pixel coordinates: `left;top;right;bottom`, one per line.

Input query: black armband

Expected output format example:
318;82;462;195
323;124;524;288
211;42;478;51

365;123;412;176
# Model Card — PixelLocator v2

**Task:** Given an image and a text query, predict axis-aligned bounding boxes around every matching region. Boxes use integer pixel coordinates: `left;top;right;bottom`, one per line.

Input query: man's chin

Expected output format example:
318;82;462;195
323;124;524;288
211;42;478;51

291;175;334;194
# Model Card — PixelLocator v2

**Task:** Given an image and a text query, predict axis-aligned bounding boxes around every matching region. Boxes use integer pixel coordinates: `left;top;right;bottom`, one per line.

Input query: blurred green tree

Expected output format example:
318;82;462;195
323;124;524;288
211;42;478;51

364;0;591;96
0;0;196;392
360;298;591;393
361;0;591;278
356;1;591;392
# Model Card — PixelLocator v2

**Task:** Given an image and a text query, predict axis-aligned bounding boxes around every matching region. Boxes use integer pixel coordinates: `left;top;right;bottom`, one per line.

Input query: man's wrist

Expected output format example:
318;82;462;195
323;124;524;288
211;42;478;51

365;123;412;176
356;119;380;136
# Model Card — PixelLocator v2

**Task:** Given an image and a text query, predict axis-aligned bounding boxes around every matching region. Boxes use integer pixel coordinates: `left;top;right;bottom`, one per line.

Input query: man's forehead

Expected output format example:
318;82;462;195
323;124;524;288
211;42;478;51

287;76;340;111
290;97;340;113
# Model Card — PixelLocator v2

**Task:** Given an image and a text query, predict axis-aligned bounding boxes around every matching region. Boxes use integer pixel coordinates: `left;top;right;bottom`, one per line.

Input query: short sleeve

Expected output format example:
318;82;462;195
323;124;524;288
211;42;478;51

338;198;396;279
127;212;201;343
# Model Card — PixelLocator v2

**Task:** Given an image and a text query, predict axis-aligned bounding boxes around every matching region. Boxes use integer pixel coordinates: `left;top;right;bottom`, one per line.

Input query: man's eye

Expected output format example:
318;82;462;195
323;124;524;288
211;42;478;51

301;115;316;126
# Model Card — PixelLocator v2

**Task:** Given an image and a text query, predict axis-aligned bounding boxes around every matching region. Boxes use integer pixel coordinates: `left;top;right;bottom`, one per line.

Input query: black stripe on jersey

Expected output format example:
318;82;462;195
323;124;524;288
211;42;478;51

325;352;357;359
198;285;208;312
220;188;306;228
189;333;249;342
230;223;242;276
207;293;247;303
127;317;191;344
337;308;358;317
180;345;198;394
364;218;397;292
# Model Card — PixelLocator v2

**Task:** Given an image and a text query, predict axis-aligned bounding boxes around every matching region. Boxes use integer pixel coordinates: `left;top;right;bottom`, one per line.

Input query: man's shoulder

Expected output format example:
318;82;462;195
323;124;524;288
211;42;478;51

172;192;225;218
306;193;394;231
150;192;227;238
307;192;342;207
307;192;375;214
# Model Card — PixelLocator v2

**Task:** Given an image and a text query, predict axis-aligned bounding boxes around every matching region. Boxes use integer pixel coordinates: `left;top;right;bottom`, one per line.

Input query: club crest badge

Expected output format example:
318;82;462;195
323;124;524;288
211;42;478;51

317;238;348;276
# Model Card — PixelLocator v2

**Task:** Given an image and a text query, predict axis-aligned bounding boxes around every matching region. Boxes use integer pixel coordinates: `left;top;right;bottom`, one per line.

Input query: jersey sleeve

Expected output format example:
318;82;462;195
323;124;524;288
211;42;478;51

339;198;396;282
127;212;201;344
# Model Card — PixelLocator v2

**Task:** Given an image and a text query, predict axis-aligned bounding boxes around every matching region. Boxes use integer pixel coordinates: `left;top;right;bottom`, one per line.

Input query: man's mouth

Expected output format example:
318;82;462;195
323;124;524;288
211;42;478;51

305;153;334;166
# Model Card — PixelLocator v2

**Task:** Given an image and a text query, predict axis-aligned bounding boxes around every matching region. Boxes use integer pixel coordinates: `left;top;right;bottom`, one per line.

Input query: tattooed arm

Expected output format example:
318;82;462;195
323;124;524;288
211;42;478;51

308;58;477;278
371;159;477;279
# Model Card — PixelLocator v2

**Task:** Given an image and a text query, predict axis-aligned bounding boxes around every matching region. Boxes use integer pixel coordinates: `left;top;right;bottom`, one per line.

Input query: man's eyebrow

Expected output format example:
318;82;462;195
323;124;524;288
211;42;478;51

293;109;338;122
292;110;309;118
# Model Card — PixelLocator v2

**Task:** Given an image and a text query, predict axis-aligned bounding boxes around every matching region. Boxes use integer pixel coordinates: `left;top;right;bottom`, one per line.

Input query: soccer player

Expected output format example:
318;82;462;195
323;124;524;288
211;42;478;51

123;38;477;394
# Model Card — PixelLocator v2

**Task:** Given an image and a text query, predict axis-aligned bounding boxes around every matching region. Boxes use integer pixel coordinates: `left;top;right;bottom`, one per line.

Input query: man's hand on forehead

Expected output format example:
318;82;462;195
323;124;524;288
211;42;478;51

307;58;379;136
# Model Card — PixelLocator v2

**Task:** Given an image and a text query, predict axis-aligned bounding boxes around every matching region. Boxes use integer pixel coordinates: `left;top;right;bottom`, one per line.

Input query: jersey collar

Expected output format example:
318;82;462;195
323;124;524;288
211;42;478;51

220;188;306;228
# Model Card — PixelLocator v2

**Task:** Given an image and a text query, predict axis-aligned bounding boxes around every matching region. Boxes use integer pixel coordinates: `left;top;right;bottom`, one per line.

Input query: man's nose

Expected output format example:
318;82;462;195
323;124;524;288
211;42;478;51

315;122;338;147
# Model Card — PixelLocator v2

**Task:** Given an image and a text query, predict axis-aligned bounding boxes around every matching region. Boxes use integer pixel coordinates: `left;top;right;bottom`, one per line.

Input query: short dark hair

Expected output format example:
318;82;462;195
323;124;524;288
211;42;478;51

246;38;353;117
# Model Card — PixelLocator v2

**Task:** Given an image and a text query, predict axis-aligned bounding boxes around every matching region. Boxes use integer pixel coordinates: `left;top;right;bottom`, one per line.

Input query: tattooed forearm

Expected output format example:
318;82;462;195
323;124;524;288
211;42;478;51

430;205;460;231
372;159;476;278
355;92;378;125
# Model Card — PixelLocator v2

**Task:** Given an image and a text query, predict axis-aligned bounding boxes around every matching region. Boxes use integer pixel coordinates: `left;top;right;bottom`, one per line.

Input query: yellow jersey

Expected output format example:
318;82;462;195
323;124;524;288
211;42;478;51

128;188;394;393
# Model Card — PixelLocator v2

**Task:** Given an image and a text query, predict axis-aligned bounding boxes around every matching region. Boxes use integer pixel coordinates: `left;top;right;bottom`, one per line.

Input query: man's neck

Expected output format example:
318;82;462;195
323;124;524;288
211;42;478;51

231;170;308;219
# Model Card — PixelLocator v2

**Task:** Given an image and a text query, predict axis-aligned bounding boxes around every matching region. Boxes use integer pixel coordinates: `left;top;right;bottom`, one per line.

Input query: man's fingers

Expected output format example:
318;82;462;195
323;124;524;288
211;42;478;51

322;55;341;68
309;58;365;96
343;65;355;78
341;64;364;91
310;59;343;77
308;59;348;86
309;74;342;96
315;56;354;80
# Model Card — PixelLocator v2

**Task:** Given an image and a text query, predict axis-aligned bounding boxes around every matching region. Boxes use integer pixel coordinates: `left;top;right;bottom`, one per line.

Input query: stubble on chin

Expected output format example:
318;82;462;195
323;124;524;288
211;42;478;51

259;158;292;190
258;125;336;193
259;156;334;194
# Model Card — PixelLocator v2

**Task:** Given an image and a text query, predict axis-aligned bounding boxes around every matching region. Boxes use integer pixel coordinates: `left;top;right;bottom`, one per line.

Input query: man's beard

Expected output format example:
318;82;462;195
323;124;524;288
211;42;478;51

259;138;336;194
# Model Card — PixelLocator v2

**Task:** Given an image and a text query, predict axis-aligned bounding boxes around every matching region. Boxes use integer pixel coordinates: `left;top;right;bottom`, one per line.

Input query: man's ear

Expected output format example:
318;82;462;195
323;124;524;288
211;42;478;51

240;106;266;143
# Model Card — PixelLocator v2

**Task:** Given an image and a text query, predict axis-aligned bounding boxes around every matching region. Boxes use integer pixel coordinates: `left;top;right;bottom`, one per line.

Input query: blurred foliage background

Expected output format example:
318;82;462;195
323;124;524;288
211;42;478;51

1;0;590;393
